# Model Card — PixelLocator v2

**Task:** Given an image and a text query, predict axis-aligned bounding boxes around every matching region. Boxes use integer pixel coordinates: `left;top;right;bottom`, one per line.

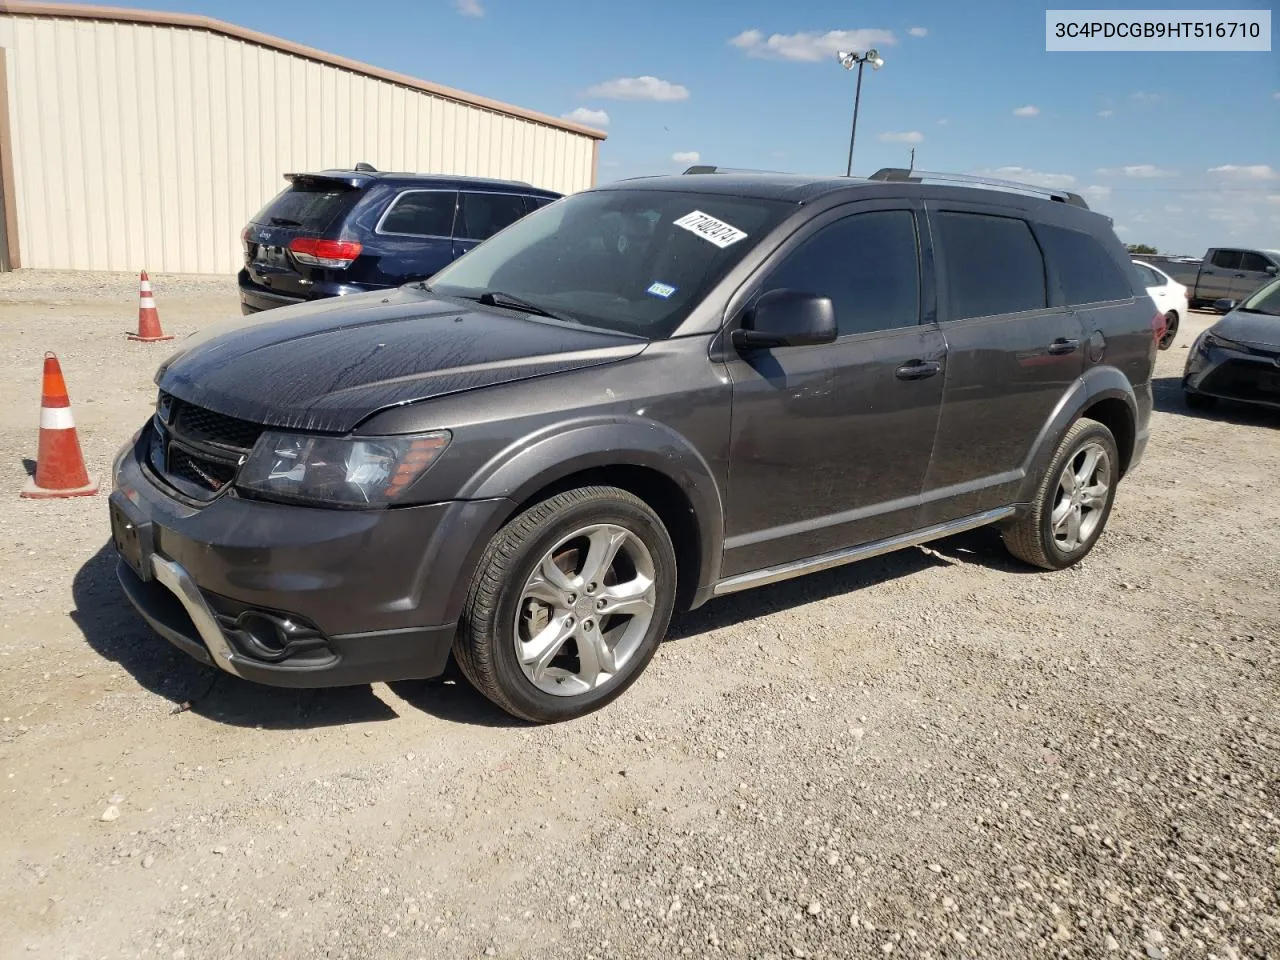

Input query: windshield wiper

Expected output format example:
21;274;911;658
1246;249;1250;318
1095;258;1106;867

470;290;577;324
269;216;303;227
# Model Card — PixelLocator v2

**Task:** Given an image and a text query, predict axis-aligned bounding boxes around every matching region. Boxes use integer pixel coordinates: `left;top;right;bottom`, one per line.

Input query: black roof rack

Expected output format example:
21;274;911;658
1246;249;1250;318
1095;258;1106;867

682;165;788;176
868;168;1090;209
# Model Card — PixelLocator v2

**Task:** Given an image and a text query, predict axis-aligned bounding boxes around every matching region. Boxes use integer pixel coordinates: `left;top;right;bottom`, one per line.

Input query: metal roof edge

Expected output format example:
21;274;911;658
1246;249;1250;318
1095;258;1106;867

0;0;608;141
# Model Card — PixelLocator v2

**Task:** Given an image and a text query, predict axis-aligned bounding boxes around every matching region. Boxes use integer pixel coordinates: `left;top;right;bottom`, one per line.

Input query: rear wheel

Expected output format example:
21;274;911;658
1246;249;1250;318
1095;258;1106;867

1003;418;1118;570
1158;310;1179;349
454;486;677;723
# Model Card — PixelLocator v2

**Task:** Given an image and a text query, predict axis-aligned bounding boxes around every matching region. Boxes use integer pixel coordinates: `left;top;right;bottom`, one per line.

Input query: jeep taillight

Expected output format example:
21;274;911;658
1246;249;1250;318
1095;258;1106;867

288;237;363;269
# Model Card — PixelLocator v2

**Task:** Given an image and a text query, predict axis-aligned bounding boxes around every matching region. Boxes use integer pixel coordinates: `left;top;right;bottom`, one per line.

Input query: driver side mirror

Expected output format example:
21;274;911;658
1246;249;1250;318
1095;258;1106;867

1265;264;1278;276
1213;298;1237;314
733;289;837;350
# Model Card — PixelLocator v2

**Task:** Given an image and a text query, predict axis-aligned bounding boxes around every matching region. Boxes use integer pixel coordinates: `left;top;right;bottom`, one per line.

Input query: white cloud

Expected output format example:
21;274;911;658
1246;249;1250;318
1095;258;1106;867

907;26;928;37
729;28;896;62
454;0;483;16
972;166;1076;189
561;107;609;127
1274;92;1280;100
1131;91;1162;103
1207;164;1276;180
878;131;923;143
672;151;701;164
1012;105;1039;117
586;76;689;102
1267;194;1280;204
936;118;949;125
1164;205;1184;214
1098;109;1114;118
1096;164;1176;178
1080;184;1111;202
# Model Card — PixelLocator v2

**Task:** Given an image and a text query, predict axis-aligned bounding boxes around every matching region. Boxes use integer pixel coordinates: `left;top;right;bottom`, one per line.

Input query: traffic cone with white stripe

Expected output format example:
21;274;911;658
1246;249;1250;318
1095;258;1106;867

129;270;172;342
21;353;99;499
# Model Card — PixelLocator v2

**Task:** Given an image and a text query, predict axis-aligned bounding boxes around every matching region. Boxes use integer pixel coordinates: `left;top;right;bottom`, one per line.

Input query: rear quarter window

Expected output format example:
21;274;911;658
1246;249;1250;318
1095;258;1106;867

1037;224;1134;304
251;181;357;231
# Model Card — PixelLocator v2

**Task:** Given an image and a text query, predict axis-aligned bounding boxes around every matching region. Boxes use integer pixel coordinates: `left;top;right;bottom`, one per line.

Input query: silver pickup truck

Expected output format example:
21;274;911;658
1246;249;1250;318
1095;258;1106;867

1135;247;1279;310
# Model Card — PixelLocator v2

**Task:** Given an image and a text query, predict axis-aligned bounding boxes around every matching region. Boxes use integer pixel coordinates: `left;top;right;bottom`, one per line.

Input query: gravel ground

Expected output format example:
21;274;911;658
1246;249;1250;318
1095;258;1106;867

0;269;1276;960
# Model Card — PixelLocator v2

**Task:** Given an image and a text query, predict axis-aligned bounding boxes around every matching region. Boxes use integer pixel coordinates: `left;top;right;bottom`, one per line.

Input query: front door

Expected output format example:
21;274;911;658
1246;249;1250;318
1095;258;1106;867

1233;251;1277;301
1200;249;1242;302
722;204;945;578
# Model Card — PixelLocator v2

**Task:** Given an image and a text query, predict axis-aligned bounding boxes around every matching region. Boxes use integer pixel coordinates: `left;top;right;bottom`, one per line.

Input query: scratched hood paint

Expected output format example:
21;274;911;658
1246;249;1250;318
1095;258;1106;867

156;287;646;432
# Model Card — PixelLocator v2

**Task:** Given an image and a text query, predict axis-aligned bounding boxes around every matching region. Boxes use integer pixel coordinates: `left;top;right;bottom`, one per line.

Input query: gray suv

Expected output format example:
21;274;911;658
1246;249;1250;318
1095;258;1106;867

110;168;1159;722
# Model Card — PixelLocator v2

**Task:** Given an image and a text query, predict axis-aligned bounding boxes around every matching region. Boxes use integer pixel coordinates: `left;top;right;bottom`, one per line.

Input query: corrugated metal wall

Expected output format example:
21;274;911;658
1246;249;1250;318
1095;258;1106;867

0;14;598;273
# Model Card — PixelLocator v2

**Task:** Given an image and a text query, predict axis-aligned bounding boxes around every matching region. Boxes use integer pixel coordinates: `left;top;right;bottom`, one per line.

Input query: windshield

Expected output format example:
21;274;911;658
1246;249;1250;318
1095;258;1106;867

426;188;792;338
1240;277;1280;316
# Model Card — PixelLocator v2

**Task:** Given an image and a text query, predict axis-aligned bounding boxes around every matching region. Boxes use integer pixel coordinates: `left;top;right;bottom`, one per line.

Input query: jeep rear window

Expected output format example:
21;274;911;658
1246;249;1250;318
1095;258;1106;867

251;180;359;231
426;189;791;339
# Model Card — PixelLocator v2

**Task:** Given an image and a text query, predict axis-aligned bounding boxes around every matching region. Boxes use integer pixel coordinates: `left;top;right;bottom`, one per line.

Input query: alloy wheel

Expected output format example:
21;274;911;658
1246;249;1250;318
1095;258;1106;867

1050;441;1111;552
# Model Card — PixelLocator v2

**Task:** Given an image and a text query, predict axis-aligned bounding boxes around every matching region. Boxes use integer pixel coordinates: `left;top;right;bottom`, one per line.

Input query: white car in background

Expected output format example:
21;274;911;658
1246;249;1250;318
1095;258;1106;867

1133;259;1189;350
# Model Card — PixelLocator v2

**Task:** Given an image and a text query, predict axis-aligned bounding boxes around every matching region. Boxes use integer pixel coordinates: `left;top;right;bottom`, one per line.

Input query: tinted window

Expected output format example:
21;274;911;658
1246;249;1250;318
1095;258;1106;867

252;181;357;231
429;190;791;339
1038;225;1133;304
1239;251;1271;272
761;211;920;335
1211;249;1243;269
379;191;456;237
935;212;1047;320
1133;262;1161;286
527;195;556;210
459;193;529;240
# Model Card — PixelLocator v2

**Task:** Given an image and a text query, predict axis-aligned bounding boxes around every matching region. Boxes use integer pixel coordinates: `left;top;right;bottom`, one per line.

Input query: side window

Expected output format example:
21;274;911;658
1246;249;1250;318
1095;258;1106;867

1133;263;1160;286
935;212;1047;320
458;193;530;241
759;210;920;336
526;195;555;211
1239;251;1271;272
378;191;457;237
1210;249;1243;269
1037;224;1133;304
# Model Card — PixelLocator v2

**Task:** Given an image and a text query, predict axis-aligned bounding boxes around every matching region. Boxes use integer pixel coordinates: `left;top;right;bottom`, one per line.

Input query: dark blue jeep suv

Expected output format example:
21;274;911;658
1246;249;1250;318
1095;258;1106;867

238;165;561;314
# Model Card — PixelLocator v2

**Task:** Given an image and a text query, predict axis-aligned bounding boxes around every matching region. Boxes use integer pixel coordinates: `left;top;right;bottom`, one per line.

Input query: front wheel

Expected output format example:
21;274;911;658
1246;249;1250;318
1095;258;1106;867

1003;418;1119;570
454;486;677;723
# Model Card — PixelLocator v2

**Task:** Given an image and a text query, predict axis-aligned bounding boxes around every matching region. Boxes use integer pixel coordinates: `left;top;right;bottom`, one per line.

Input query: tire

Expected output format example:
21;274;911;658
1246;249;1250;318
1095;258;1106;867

454;485;677;723
1184;391;1217;410
1003;418;1119;571
1158;311;1179;350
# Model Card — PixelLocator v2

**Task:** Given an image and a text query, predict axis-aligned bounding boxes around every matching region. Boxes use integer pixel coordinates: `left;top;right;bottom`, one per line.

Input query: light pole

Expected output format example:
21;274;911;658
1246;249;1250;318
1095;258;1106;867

836;49;885;177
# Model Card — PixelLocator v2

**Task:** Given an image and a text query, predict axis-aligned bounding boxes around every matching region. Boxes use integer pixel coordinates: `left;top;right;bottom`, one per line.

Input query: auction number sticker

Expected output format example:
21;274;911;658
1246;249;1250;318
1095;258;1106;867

673;211;748;249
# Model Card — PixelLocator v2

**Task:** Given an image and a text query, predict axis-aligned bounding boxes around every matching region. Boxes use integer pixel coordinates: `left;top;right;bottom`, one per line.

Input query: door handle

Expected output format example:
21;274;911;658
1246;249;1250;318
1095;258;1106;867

1233;273;1246;278
895;359;942;380
1047;338;1080;355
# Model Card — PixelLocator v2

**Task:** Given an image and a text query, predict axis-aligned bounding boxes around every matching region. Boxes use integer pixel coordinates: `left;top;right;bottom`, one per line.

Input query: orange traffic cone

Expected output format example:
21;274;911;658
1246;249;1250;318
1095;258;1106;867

21;353;99;499
128;270;173;342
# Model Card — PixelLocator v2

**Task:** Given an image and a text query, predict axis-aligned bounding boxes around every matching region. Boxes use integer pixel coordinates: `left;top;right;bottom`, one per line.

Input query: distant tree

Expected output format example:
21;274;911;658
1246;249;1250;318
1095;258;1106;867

1127;243;1158;255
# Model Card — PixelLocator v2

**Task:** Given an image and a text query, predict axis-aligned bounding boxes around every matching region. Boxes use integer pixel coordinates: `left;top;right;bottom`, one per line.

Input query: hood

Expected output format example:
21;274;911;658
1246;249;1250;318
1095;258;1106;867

157;287;646;432
1212;309;1280;350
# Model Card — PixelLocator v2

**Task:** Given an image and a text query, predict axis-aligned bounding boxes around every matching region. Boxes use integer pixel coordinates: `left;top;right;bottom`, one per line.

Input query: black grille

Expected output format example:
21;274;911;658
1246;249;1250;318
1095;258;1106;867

165;396;264;452
151;394;266;501
168;446;237;493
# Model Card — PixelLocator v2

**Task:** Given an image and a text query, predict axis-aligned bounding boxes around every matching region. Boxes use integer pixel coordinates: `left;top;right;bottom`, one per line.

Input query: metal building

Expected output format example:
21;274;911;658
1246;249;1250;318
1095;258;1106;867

0;1;606;274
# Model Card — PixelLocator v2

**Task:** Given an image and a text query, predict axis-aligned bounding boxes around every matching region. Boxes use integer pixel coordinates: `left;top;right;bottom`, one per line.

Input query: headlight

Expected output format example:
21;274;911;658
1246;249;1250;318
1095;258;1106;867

1200;332;1240;354
237;431;450;506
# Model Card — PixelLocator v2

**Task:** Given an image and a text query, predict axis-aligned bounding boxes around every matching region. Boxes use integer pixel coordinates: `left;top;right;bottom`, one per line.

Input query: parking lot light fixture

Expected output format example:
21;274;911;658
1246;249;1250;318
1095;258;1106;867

836;49;885;177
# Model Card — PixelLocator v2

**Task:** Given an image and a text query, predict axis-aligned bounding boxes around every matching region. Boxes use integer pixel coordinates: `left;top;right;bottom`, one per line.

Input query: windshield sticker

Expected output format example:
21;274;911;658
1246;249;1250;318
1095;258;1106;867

646;281;677;300
673;210;748;249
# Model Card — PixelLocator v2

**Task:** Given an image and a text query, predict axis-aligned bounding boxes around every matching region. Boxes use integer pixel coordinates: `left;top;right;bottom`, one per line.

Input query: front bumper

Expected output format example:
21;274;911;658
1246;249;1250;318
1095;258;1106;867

110;433;510;687
1183;339;1280;409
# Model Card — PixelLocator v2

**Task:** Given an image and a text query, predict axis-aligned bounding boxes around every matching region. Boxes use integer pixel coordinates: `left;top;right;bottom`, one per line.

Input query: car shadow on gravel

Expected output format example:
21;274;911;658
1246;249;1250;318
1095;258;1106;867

71;542;399;729
1152;375;1280;426
667;526;1029;640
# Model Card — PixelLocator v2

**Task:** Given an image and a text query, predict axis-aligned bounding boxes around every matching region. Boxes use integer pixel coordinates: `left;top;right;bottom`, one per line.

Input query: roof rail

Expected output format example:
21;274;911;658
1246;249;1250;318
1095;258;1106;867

868;168;1091;210
682;164;787;176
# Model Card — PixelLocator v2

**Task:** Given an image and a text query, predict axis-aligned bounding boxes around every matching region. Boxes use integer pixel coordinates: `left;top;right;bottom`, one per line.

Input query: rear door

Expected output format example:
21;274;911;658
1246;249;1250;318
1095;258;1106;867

243;176;361;298
919;203;1086;525
1198;249;1242;302
453;192;533;259
369;189;458;284
1233;251;1278;301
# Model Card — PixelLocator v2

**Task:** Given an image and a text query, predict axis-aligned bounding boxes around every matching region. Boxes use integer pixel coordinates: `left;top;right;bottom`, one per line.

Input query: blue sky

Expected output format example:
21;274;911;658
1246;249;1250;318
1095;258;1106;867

52;0;1279;254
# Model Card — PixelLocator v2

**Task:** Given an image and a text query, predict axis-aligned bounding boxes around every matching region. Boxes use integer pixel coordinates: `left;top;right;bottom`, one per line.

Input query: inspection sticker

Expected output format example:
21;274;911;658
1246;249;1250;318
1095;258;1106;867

646;281;678;299
673;210;748;249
